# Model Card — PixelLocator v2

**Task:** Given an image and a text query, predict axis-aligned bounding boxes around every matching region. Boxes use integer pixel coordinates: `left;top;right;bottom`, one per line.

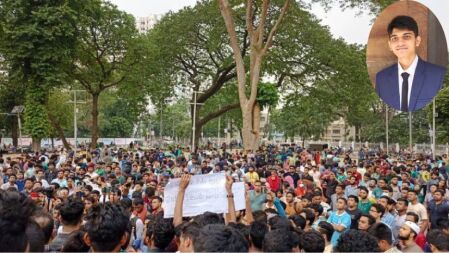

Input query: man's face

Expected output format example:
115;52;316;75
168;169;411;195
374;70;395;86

286;193;294;203
151;199;161;210
399;225;413;240
312;195;321;204
407;192;417;202
133;203;144;213
57;172;63;179
25;180;33;189
396;201;407;212
358;216;370;231
17;173;24;180
9;176;16;184
335;186;343;194
336;199;346;210
369;207;380;219
378;198;389;209
254;182;261;193
388;28;421;59
347;198;356;208
359;190;368;199
433;192;443;202
378;180;386;188
391;177;398;185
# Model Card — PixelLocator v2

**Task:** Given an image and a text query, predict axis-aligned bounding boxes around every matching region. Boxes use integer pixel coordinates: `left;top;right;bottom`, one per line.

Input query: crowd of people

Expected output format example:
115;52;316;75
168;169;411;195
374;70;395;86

1;144;449;252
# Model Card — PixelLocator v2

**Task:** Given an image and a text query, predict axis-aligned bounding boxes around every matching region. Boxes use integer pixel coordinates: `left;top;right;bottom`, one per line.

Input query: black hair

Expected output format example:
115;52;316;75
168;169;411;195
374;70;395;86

348;195;359;204
32;211;54;244
84;202;130;252
249;221;269;250
310;203;324;216
358;186;369;193
0;190;36;252
176;221;200;242
437;218;449;230
337;197;348;205
335;229;380;252
119;198;133;211
371;203;385;216
61;230;90;252
131;191;142;199
146;217;175;250
301;208;316;226
317;221;334;242
26;220;46;252
253;210;267;223
228;223;250;243
59;197;85;226
388;15;419;37
396;197;409;206
194;211;225;227
427;229;449;251
268;216;293;230
406;212;420;223
299;230;325;252
360;214;376;226
289;214;306;230
262;228;298;252
368;222;393;245
132;197;144;206
194;224;248;252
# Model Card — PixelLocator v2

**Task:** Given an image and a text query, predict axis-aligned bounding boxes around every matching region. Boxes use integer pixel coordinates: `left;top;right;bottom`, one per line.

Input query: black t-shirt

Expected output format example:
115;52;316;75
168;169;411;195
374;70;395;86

346;208;362;229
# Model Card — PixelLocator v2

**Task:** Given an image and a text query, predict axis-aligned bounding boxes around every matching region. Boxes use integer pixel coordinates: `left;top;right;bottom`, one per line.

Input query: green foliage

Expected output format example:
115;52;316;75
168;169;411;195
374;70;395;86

257;83;279;108
101;116;133;138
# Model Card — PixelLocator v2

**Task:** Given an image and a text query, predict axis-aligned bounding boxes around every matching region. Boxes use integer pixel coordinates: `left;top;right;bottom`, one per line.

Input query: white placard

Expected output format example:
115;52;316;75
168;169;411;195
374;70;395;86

163;173;228;218
232;182;246;211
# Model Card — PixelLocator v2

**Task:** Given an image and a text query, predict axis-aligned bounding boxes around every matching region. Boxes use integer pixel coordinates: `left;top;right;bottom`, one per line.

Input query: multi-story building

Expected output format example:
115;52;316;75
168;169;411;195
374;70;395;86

320;117;356;142
135;14;163;33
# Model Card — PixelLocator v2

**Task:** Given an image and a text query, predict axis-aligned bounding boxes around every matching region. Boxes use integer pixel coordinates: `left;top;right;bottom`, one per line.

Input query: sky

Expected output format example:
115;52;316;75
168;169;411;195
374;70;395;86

108;0;449;45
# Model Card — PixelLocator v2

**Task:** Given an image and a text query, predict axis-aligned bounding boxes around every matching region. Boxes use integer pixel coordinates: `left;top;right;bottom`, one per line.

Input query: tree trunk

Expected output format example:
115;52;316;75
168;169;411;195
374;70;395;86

241;104;260;151
90;94;100;150
47;111;72;151
32;137;41;152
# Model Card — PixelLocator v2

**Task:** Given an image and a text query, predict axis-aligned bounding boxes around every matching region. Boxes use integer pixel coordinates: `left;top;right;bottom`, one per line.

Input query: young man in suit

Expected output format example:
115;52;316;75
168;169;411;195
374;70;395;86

375;15;447;112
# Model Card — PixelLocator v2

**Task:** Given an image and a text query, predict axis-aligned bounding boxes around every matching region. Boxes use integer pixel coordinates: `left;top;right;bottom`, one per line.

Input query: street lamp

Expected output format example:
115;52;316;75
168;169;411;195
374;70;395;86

190;90;203;152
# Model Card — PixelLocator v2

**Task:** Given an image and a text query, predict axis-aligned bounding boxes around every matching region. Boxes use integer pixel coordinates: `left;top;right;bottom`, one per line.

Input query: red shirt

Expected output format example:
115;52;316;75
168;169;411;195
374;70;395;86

267;175;281;192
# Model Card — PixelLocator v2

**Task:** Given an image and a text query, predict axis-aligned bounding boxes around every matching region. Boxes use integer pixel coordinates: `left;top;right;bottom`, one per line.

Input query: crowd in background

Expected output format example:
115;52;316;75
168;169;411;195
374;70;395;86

1;143;449;252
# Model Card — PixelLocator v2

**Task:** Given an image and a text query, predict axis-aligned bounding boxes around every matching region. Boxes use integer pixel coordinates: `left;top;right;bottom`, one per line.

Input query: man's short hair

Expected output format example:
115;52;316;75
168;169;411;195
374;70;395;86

368;222;393;245
335;229;380;252
250;221;269;250
84;203;130;252
289;214;306;230
146;217;175;250
317;221;334;242
388;15;419;37
396;197;409;206
427;229;449;251
299;230;325;252
348;195;359;203
262;229;298;252
360;214;376;226
194;224;248;252
59;197;85;226
32;211;54;244
406;212;420;223
371;203;385;216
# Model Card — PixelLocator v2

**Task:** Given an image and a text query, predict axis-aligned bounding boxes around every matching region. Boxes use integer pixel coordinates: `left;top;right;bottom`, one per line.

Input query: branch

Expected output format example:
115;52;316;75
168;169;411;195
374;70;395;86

262;0;290;54
197;102;240;126
245;0;254;39
219;0;248;104
257;0;270;46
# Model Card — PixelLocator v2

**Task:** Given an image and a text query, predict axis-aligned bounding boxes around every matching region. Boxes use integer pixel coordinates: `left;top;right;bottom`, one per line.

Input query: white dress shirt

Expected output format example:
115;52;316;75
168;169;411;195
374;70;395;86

398;55;419;109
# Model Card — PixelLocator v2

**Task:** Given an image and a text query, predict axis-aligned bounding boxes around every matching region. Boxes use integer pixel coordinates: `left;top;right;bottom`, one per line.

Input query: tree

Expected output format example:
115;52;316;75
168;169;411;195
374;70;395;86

46;90;73;150
0;0;80;151
68;0;144;149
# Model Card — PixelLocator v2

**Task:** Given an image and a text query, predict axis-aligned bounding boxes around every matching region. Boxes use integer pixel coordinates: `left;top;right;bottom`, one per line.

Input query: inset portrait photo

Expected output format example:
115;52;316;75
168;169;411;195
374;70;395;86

367;1;448;112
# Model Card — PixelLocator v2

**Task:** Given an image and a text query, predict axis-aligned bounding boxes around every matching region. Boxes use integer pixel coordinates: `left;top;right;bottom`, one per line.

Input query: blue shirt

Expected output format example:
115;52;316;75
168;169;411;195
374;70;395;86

381;212;396;229
327;211;351;246
249;191;266;212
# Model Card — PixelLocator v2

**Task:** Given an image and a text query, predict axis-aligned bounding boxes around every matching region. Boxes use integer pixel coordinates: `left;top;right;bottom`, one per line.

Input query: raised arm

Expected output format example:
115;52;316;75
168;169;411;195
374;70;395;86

225;175;237;224
243;183;254;225
173;174;191;227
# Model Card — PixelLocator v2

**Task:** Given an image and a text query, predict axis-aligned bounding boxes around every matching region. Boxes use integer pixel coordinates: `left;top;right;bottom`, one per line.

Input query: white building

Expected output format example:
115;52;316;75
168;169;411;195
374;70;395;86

135;14;163;33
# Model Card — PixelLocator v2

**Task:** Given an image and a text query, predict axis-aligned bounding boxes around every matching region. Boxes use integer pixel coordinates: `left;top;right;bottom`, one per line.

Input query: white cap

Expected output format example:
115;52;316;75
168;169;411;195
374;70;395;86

404;221;420;235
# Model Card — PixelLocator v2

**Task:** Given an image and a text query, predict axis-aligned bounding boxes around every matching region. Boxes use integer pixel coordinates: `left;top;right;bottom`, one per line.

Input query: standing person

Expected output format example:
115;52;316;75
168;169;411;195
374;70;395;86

406;189;429;233
327;197;351;247
398;221;423;253
316;221;335;253
1;174;18;190
369;223;402;253
427;189;449;229
378;196;396;229
249;180;266;212
358;186;375;214
394;198;409;241
344;176;359;198
331;184;346;211
346;195;362;229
